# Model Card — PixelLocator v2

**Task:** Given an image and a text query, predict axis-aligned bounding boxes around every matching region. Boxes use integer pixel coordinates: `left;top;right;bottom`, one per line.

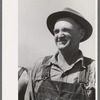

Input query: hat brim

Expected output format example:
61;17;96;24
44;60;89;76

47;11;93;42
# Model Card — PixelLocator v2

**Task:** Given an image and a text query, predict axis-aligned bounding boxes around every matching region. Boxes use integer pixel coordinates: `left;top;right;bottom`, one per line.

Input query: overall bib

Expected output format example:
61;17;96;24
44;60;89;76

34;63;89;100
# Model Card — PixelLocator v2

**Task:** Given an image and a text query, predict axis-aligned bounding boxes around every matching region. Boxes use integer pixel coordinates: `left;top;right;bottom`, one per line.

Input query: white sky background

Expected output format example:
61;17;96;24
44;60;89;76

19;0;97;68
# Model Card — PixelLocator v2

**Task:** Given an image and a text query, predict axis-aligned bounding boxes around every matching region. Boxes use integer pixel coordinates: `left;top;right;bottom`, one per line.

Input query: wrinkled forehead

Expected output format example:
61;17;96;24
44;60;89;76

54;17;81;29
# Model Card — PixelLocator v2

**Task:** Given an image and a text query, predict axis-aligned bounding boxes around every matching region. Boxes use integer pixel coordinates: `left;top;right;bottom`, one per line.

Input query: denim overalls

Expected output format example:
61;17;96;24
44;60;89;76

33;56;90;100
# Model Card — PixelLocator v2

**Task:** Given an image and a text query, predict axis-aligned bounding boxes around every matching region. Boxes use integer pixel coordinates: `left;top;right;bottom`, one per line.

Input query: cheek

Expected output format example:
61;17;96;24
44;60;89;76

72;35;81;43
54;35;58;42
64;32;72;38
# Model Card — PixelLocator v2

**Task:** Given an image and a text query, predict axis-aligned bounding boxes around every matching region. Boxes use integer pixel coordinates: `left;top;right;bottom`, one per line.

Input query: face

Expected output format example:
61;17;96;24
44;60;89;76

53;18;85;50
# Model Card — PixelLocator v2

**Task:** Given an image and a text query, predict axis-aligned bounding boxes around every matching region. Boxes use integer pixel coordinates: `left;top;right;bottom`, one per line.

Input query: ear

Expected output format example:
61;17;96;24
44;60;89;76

79;29;85;41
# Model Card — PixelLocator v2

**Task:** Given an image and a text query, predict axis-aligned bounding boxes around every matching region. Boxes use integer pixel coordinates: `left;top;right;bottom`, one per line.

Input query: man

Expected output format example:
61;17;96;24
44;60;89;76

20;8;95;100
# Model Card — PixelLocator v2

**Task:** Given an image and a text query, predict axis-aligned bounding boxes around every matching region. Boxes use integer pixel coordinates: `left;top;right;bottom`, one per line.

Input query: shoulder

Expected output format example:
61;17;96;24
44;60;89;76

31;57;45;74
83;57;96;90
83;56;95;75
31;55;53;76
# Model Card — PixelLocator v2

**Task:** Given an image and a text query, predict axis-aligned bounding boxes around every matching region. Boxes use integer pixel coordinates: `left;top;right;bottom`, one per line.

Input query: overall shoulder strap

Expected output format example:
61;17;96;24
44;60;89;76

41;55;53;79
79;57;93;85
42;55;53;65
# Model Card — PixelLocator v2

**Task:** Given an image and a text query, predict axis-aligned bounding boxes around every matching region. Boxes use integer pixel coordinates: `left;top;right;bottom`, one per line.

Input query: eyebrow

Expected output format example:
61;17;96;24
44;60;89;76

62;28;71;31
53;27;71;31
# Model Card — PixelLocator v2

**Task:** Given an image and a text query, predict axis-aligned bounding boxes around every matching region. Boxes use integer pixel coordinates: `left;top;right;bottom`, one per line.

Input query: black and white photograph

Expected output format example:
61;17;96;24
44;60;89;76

18;0;97;100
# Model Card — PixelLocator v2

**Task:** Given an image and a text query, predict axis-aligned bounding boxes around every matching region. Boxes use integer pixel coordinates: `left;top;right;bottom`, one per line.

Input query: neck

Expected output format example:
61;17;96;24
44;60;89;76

59;47;80;65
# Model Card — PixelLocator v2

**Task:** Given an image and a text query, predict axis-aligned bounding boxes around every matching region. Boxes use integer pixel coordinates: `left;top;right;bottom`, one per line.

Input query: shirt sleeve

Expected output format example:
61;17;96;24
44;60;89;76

86;61;96;89
86;61;96;100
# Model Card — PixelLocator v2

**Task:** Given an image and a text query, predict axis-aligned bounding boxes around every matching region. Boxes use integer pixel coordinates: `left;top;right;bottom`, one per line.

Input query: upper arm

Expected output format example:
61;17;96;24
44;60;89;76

86;60;96;100
86;61;96;89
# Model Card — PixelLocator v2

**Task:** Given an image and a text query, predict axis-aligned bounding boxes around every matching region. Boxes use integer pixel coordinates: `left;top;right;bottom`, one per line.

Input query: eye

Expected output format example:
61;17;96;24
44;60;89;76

53;29;59;34
62;28;71;32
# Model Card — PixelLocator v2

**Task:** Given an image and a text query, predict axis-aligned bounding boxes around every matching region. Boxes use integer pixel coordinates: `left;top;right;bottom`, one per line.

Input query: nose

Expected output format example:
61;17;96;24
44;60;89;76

58;31;64;38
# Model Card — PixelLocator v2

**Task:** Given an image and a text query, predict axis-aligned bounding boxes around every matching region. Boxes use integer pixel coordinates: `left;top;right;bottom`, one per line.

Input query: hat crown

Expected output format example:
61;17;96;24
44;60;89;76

47;7;93;42
63;8;84;18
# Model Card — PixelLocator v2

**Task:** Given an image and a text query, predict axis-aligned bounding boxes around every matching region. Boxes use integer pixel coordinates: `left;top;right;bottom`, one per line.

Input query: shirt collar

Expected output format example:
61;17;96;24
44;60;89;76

45;50;86;69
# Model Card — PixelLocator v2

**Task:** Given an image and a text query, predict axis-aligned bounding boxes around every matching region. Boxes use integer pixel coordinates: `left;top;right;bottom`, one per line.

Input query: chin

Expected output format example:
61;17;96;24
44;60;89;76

57;42;70;50
57;45;69;51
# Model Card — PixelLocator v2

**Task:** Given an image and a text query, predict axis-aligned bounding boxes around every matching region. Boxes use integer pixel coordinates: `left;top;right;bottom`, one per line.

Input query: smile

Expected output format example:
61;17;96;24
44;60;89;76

58;37;69;44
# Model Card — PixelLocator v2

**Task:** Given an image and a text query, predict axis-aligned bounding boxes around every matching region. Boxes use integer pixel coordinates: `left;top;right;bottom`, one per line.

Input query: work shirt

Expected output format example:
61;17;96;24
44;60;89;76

25;50;95;100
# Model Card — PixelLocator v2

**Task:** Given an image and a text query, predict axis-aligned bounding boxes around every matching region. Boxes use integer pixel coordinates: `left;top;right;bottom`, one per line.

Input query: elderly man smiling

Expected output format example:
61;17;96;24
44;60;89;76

21;8;95;100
